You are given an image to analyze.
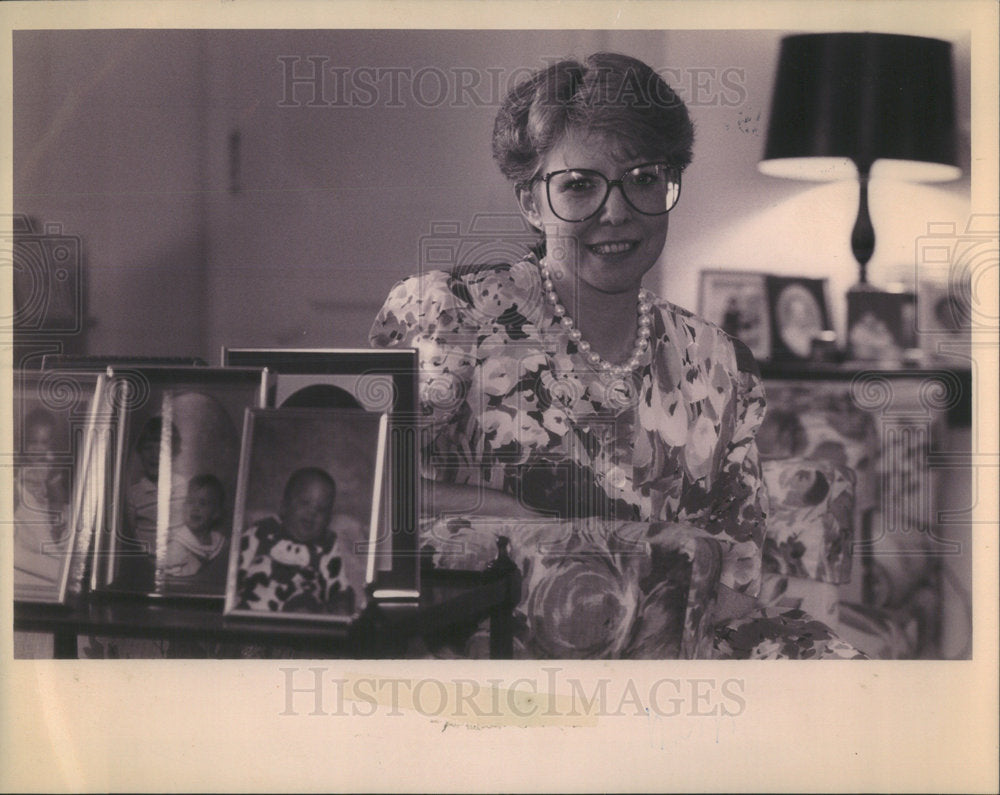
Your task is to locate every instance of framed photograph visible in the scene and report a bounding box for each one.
[221,348,419,599]
[766,275,833,361]
[41,354,208,370]
[224,408,388,623]
[915,280,972,362]
[697,269,772,361]
[10,369,102,603]
[847,288,918,362]
[94,366,269,599]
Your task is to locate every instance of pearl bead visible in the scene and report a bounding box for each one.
[539,256,653,379]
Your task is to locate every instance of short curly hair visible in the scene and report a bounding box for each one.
[492,52,695,188]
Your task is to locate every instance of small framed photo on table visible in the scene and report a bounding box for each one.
[10,369,102,603]
[221,348,419,600]
[224,408,388,623]
[94,366,269,599]
[766,276,833,361]
[847,288,917,362]
[697,270,772,362]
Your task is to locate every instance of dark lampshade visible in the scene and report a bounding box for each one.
[760,32,961,182]
[759,32,961,284]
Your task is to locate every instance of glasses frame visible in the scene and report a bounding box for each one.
[536,161,682,223]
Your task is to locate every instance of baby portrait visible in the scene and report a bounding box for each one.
[11,371,97,603]
[13,406,75,599]
[226,408,387,622]
[162,473,230,585]
[104,367,266,597]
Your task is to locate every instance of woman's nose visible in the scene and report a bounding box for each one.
[599,183,631,224]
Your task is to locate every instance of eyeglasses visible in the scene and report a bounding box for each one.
[535,162,682,222]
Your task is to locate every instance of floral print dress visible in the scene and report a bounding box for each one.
[370,257,863,659]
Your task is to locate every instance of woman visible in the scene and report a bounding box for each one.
[371,53,861,659]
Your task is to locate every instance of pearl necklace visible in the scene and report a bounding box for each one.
[539,259,654,376]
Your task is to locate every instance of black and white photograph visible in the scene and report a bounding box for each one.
[846,287,918,361]
[221,347,420,590]
[3,2,997,793]
[10,369,98,603]
[224,408,387,622]
[97,367,268,598]
[698,269,772,360]
[766,275,833,361]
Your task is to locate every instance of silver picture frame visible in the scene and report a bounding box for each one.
[224,407,388,623]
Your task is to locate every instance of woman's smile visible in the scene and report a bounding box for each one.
[522,128,669,296]
[586,239,639,256]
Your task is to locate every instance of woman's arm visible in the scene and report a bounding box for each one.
[675,338,769,597]
[422,477,545,519]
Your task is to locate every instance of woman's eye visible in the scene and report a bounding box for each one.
[561,177,597,192]
[629,170,661,187]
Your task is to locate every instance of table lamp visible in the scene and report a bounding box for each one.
[759,32,961,287]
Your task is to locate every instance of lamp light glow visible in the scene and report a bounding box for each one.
[759,32,961,284]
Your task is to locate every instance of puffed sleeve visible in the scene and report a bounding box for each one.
[369,271,480,482]
[675,336,769,598]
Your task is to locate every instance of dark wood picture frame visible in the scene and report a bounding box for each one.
[766,275,833,362]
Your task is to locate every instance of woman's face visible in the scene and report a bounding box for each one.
[519,127,670,295]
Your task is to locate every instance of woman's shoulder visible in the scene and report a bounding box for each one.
[648,292,760,377]
[371,258,543,343]
[386,259,540,308]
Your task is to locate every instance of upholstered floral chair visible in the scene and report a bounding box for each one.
[750,382,939,659]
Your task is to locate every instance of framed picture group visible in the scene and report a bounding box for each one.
[698,270,834,363]
[10,348,419,627]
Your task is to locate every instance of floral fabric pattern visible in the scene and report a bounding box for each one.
[370,258,768,597]
[761,457,856,583]
[757,382,878,586]
[371,258,866,660]
[713,607,867,660]
[423,516,723,659]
